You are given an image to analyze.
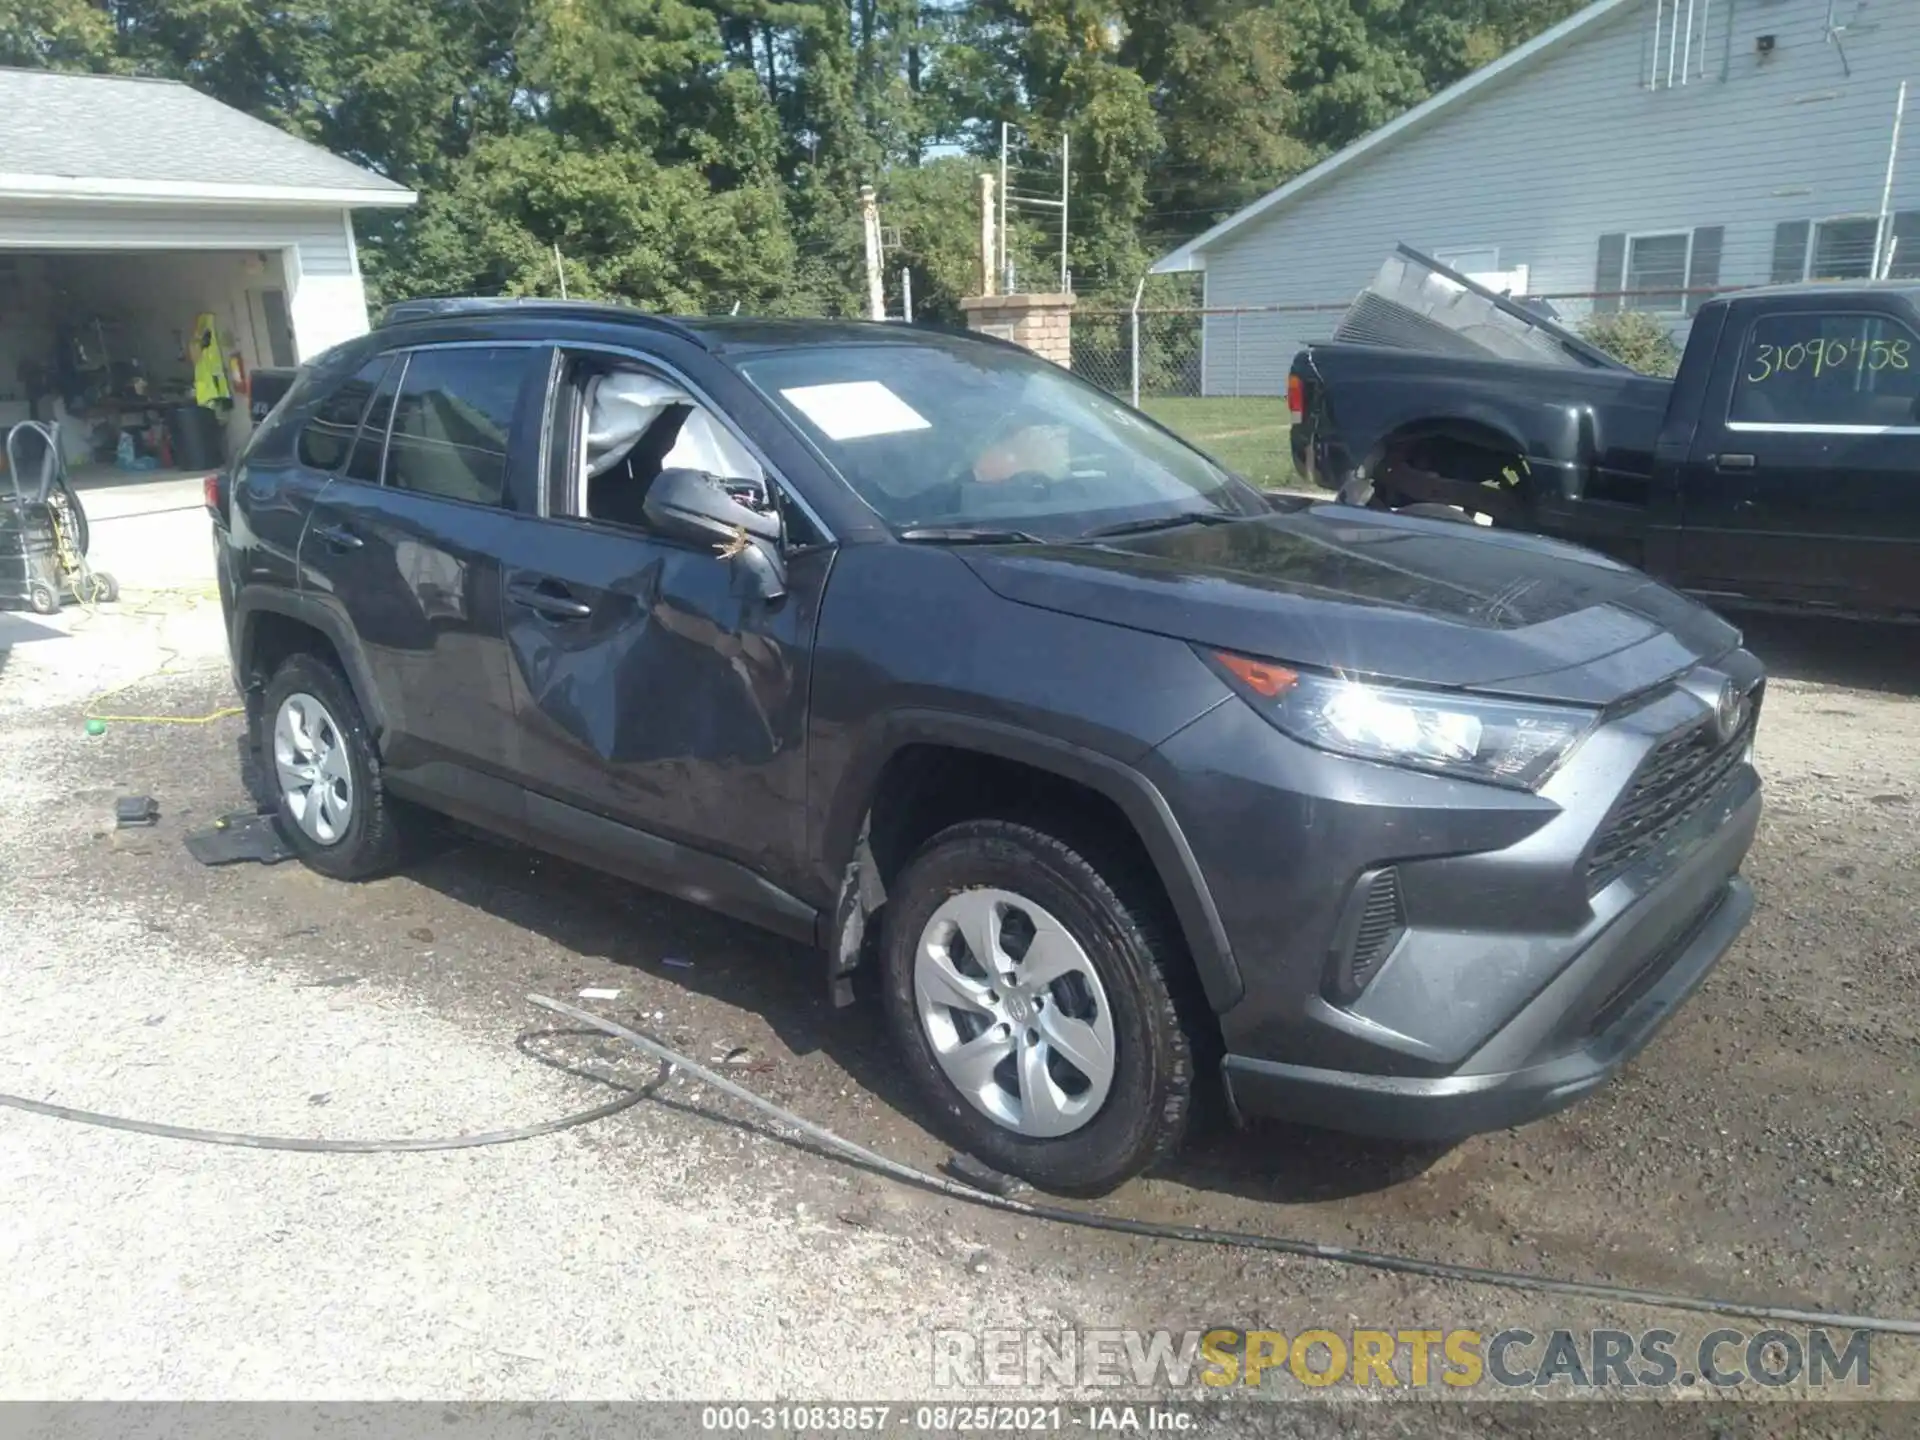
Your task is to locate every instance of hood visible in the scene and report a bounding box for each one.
[960,507,1740,706]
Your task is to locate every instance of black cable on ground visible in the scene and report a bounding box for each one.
[529,993,1920,1341]
[0,1051,668,1154]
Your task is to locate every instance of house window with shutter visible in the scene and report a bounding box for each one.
[1811,218,1881,280]
[1596,226,1722,314]
[1626,233,1691,313]
[1772,212,1920,283]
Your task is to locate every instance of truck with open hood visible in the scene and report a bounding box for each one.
[1290,245,1920,621]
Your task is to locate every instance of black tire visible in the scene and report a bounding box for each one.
[76,570,117,604]
[879,819,1195,1196]
[27,580,58,616]
[261,651,411,880]
[50,479,88,558]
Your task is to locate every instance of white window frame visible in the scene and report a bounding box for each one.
[1623,230,1693,315]
[1432,245,1502,275]
[1805,214,1884,282]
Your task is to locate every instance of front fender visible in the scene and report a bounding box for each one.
[821,709,1246,1015]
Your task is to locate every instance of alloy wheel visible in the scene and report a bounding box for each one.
[913,887,1117,1138]
[273,691,354,846]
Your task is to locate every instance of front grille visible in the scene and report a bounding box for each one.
[1586,697,1759,892]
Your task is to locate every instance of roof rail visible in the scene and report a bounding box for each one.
[373,296,702,343]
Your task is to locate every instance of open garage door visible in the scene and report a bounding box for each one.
[0,248,293,479]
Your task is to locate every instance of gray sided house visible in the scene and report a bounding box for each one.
[1153,0,1920,397]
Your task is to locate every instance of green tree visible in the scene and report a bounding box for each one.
[1122,0,1311,248]
[1579,311,1683,377]
[0,0,1601,318]
[381,130,796,312]
[0,0,120,69]
[879,153,988,322]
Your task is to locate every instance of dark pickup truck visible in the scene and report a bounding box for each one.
[1290,248,1920,621]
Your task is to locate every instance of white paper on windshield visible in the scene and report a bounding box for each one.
[780,381,931,441]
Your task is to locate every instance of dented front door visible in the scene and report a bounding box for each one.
[497,515,827,900]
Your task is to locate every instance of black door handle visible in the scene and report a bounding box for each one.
[312,522,363,550]
[1713,453,1757,471]
[508,580,592,620]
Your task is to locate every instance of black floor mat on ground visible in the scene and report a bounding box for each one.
[185,811,295,866]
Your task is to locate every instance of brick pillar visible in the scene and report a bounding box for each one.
[959,293,1076,367]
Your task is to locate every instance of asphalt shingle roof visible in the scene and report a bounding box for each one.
[0,67,411,200]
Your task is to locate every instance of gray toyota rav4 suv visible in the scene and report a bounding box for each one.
[212,300,1763,1194]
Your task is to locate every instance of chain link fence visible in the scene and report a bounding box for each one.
[1069,284,1768,401]
[1072,303,1353,402]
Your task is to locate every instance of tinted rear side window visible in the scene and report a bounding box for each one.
[344,359,404,484]
[297,357,391,472]
[386,347,535,507]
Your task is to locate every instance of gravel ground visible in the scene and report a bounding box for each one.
[0,589,1916,1420]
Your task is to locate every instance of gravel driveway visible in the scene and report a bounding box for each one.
[0,591,1915,1413]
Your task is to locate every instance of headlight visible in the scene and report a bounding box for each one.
[1205,650,1597,790]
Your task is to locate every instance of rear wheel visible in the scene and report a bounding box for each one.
[880,819,1194,1195]
[262,652,412,880]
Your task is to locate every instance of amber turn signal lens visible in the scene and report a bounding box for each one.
[1216,652,1299,698]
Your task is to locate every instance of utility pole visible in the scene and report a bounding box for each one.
[1059,132,1071,292]
[979,173,997,296]
[1876,80,1909,280]
[1129,277,1144,408]
[999,122,1011,293]
[901,268,914,324]
[860,185,886,321]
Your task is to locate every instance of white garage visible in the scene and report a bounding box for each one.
[0,68,414,476]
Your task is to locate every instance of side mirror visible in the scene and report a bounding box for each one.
[644,467,781,545]
[643,467,786,600]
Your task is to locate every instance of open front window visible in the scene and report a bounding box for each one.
[550,361,782,537]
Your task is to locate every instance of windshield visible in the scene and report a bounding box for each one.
[736,337,1265,539]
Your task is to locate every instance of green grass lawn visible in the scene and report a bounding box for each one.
[1141,397,1298,490]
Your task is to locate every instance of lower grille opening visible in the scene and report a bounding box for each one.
[1579,890,1725,1042]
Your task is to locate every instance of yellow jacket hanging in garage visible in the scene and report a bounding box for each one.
[191,313,233,406]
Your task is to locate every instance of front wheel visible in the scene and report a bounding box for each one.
[880,819,1195,1195]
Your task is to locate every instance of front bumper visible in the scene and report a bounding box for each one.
[1151,650,1764,1141]
[1222,866,1753,1140]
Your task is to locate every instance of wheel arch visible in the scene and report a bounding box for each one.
[1356,414,1534,517]
[233,588,388,740]
[821,712,1244,1015]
